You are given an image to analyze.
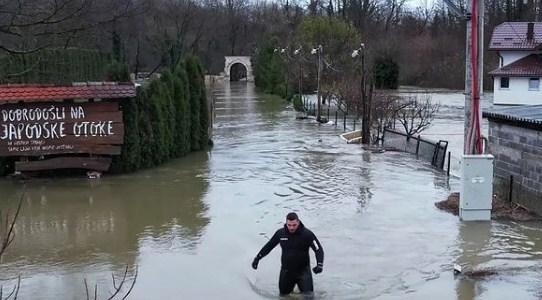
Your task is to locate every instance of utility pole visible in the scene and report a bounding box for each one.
[281,48,290,99]
[446,0,492,221]
[361,45,369,144]
[464,12,473,154]
[443,0,483,154]
[465,0,484,154]
[315,45,323,122]
[293,47,303,105]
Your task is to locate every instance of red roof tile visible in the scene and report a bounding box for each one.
[489,22,542,50]
[0,83,136,102]
[488,54,542,76]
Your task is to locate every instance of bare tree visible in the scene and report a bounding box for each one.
[0,0,145,55]
[371,91,400,143]
[396,94,439,137]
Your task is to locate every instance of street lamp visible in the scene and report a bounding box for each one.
[274,47,290,99]
[352,43,370,144]
[293,47,304,111]
[311,45,323,122]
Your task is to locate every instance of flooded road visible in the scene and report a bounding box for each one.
[1,82,542,299]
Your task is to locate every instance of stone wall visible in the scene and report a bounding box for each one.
[488,121,542,215]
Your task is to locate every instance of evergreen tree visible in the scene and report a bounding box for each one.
[137,88,156,168]
[374,56,399,89]
[111,96,141,172]
[185,56,202,151]
[253,37,287,97]
[176,61,192,154]
[195,58,209,149]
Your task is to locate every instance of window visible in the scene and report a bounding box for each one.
[529,78,540,90]
[500,77,509,89]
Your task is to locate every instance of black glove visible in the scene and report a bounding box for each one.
[252,258,259,270]
[312,265,323,274]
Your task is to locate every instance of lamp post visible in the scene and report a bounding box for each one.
[274,47,290,99]
[352,43,369,144]
[293,47,303,108]
[311,45,323,122]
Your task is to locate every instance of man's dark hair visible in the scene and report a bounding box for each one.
[286,212,299,221]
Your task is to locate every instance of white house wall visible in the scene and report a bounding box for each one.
[493,76,542,105]
[501,51,532,66]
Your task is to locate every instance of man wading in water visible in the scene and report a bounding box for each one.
[252,212,324,296]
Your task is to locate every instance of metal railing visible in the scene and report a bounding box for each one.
[302,98,359,132]
[383,128,449,170]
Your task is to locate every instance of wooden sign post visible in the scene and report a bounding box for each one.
[0,83,136,173]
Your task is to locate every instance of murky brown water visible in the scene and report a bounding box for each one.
[1,82,542,299]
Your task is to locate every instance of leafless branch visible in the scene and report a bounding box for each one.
[12,0,90,28]
[0,275,20,300]
[120,266,137,300]
[0,0,148,55]
[396,94,439,137]
[85,279,90,300]
[106,265,129,300]
[0,45,48,55]
[0,194,23,260]
[83,265,138,300]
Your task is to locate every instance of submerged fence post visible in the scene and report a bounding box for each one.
[353,119,356,131]
[447,151,451,176]
[509,175,514,205]
[343,113,347,131]
[335,111,338,126]
[415,135,421,158]
[327,108,330,121]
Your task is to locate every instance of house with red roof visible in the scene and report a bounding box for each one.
[488,22,542,105]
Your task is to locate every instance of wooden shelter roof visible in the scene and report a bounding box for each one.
[0,83,136,102]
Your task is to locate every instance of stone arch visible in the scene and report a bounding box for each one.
[224,56,254,82]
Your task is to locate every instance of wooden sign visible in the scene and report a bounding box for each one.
[0,102,123,156]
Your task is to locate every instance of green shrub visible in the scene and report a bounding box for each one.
[374,56,399,89]
[292,94,305,112]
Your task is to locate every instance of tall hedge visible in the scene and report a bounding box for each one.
[185,56,202,151]
[110,96,141,173]
[110,57,210,173]
[194,57,209,149]
[173,63,192,155]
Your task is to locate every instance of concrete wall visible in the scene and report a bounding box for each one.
[493,76,542,105]
[488,121,542,215]
[224,56,254,82]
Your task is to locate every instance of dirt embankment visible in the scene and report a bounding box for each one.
[436,192,541,221]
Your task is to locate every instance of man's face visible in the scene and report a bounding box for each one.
[286,219,299,233]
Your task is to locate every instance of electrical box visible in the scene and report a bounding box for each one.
[460,154,494,221]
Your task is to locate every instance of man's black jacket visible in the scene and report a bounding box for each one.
[255,222,324,272]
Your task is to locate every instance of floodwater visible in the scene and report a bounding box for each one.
[1,82,542,299]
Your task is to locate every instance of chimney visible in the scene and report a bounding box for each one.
[527,22,534,41]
